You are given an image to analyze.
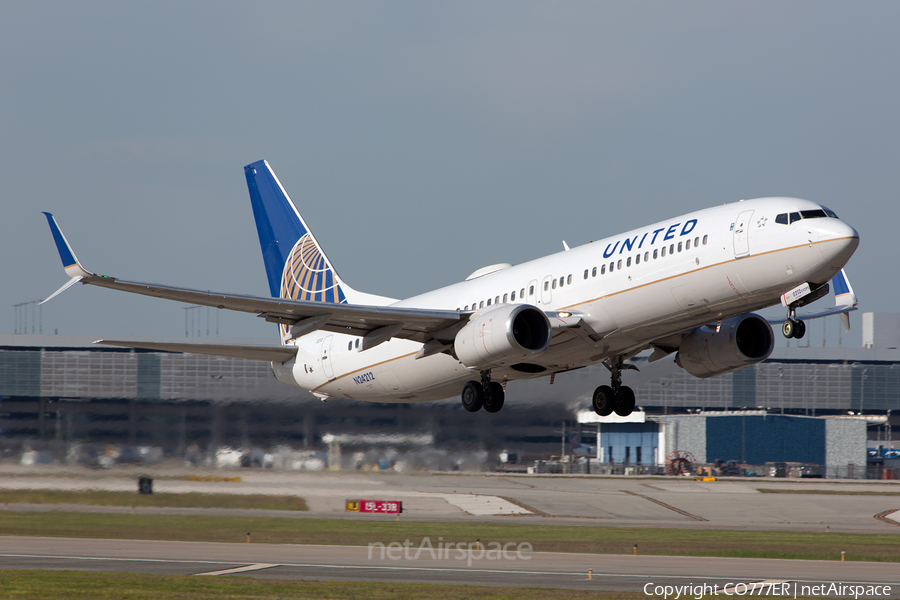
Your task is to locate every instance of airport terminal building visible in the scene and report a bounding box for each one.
[0,313,898,470]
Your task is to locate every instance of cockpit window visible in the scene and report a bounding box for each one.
[776,208,839,225]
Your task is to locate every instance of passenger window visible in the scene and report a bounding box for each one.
[592,267,597,277]
[487,298,492,306]
[626,257,632,267]
[495,296,499,304]
[567,274,572,285]
[694,237,699,247]
[559,277,564,287]
[601,264,606,274]
[356,339,360,349]
[669,244,675,254]
[644,251,649,262]
[685,239,691,250]
[702,235,708,245]
[511,291,516,302]
[677,242,682,252]
[348,341,353,351]
[464,305,468,311]
[480,301,484,308]
[609,262,614,272]
[617,259,622,270]
[529,285,534,295]
[635,254,640,265]
[789,212,801,223]
[775,213,788,225]
[583,269,588,280]
[552,279,557,289]
[503,293,508,303]
[661,246,666,257]
[544,281,549,291]
[521,288,526,297]
[653,249,658,259]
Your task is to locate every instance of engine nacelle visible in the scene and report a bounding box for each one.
[454,304,551,369]
[675,313,774,378]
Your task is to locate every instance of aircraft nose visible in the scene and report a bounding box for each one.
[815,218,859,267]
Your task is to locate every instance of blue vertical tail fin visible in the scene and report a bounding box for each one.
[244,160,348,305]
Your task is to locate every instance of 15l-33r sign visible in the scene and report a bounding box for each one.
[346,499,402,514]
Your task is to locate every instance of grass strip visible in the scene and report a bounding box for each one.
[0,570,629,600]
[756,489,900,496]
[0,490,307,511]
[1,512,897,562]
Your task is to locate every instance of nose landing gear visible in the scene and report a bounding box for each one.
[782,307,806,340]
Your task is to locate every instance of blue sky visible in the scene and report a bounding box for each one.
[2,2,897,344]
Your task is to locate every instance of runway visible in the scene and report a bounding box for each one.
[2,467,899,532]
[2,536,898,594]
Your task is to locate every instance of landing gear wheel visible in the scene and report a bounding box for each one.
[461,381,483,412]
[792,319,806,339]
[592,385,615,416]
[782,319,795,339]
[614,386,636,417]
[484,382,505,413]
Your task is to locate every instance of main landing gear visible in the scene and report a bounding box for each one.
[461,370,505,413]
[592,355,637,417]
[782,307,806,340]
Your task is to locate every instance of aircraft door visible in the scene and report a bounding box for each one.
[540,276,553,305]
[320,335,335,381]
[733,209,754,258]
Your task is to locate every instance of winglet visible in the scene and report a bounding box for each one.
[833,269,857,332]
[832,269,857,309]
[41,212,95,304]
[42,212,91,279]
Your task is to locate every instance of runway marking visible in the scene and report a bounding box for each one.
[195,563,279,576]
[874,509,900,526]
[621,490,708,521]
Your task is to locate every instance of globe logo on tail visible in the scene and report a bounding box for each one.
[281,233,347,302]
[279,234,346,341]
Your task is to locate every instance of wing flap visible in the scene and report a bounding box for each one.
[95,340,299,363]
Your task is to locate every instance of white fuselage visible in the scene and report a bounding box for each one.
[273,197,858,403]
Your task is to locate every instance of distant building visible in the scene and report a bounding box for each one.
[863,312,900,350]
[1,328,897,461]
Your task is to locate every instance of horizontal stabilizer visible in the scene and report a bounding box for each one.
[95,340,299,363]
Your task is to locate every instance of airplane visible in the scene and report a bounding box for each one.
[43,159,860,417]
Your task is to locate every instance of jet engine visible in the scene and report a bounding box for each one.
[454,304,551,369]
[675,313,774,378]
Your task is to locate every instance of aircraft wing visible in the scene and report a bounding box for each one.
[42,213,465,344]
